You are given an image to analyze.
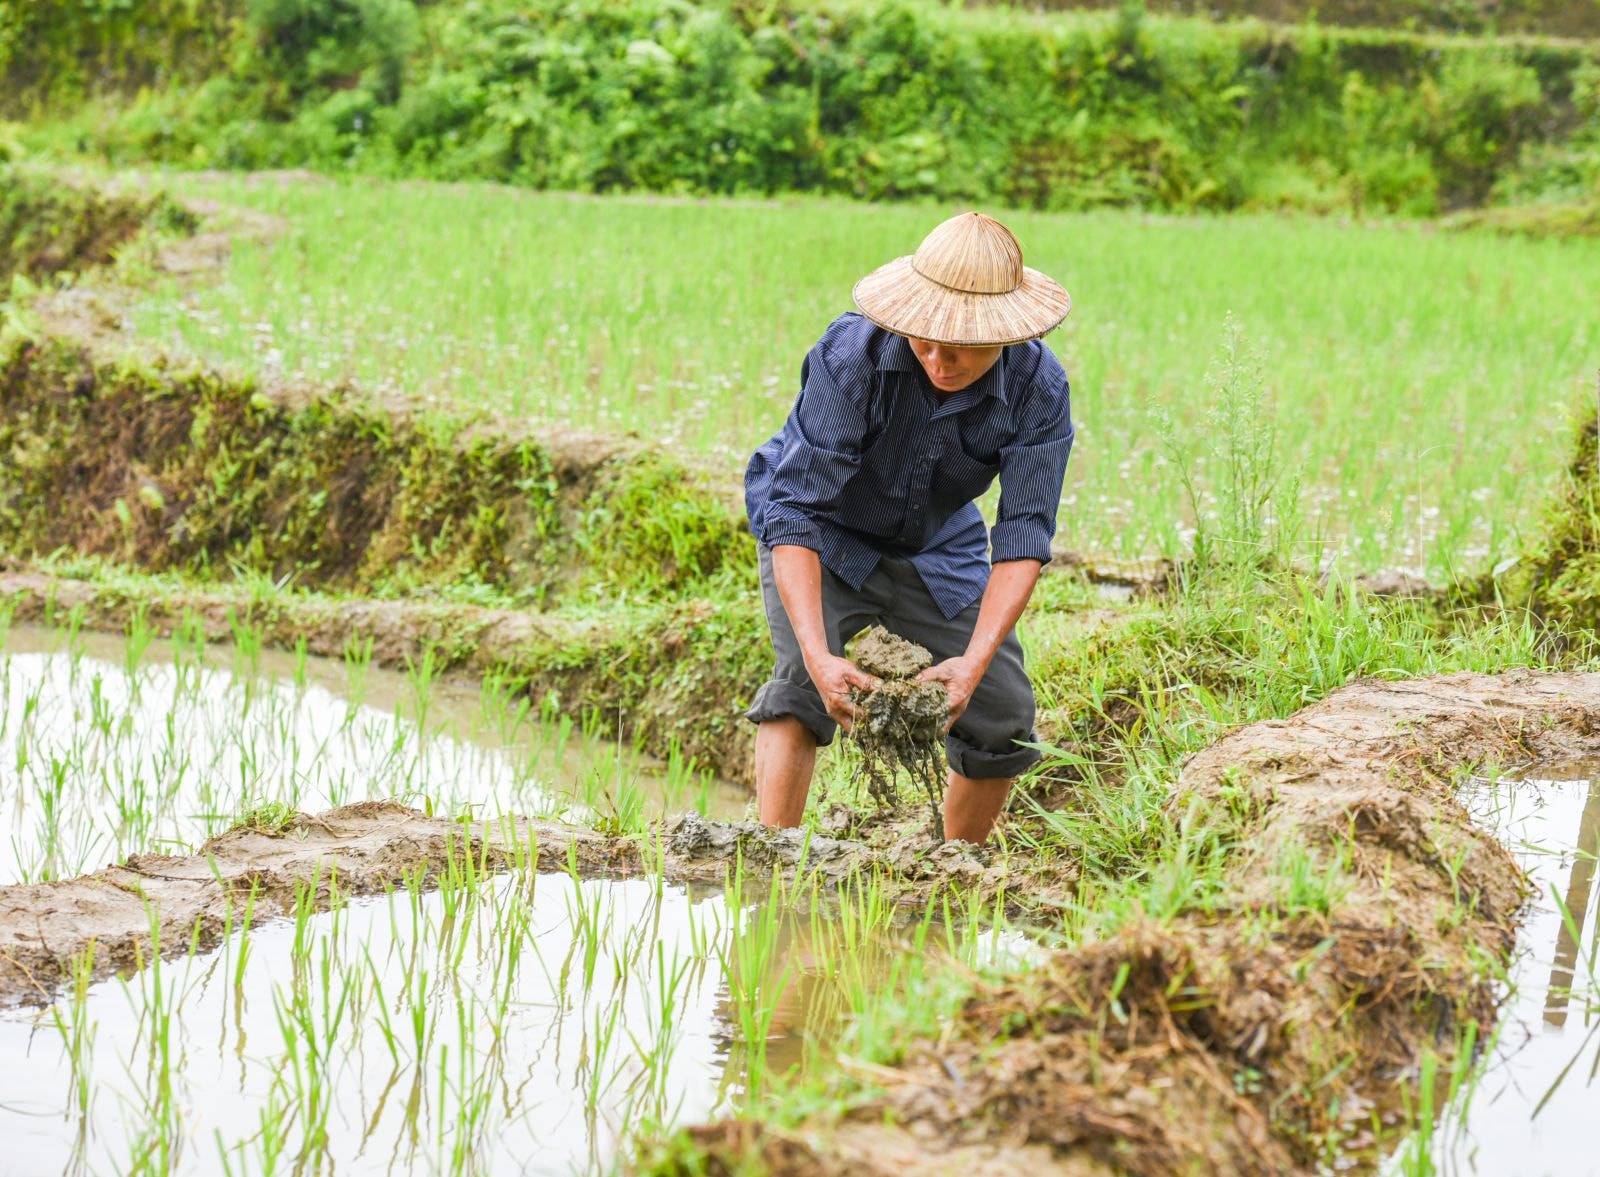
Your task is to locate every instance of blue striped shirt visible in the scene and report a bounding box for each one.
[745,312,1074,620]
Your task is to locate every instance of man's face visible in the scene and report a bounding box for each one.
[906,337,1003,394]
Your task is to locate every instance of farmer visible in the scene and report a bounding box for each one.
[744,211,1073,844]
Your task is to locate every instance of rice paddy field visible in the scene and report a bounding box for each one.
[5,153,1600,1177]
[122,174,1600,579]
[0,610,748,884]
[0,611,1031,1176]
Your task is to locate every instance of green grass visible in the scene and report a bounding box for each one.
[123,173,1600,578]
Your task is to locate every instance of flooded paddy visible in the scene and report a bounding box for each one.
[0,619,747,883]
[1419,762,1600,1176]
[0,858,1031,1174]
[0,613,1034,1172]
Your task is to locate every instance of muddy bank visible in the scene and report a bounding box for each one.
[0,802,1077,1007]
[0,335,749,602]
[650,671,1600,1176]
[0,165,195,285]
[0,802,669,1006]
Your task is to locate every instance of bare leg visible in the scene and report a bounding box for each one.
[756,717,818,828]
[943,771,1015,844]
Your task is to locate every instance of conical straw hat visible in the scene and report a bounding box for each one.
[852,212,1071,347]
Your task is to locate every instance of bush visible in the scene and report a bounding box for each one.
[242,0,419,104]
[9,0,1600,217]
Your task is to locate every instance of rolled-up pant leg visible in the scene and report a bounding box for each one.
[878,558,1040,780]
[743,545,890,746]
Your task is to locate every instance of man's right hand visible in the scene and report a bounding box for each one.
[804,651,880,732]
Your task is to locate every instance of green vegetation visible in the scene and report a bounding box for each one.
[112,171,1600,576]
[2,0,1600,1163]
[8,0,1600,220]
[1025,0,1600,39]
[1497,411,1600,627]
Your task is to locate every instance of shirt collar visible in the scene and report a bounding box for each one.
[876,333,1011,405]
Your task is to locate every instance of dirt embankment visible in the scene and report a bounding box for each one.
[0,802,630,1006]
[652,671,1600,1176]
[0,166,194,284]
[0,336,748,602]
[0,802,1056,1007]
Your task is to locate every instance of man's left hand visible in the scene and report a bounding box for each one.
[917,655,989,731]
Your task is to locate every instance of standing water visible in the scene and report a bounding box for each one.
[0,617,1036,1173]
[1416,761,1600,1176]
[0,871,1014,1175]
[0,621,747,883]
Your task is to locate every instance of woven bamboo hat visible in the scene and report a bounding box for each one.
[852,212,1071,347]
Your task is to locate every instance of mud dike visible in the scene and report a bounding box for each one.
[671,671,1600,1176]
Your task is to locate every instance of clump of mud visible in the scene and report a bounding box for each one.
[849,626,949,839]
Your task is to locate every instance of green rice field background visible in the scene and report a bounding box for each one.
[127,174,1600,579]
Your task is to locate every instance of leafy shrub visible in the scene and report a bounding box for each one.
[242,0,419,103]
[9,0,1600,217]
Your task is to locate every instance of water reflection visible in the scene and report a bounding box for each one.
[1427,762,1600,1176]
[1542,779,1599,1031]
[0,865,1029,1175]
[0,623,746,883]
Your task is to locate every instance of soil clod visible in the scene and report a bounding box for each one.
[849,626,950,838]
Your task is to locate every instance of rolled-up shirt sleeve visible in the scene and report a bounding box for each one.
[761,343,868,550]
[990,371,1073,565]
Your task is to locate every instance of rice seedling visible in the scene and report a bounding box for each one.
[715,862,798,1097]
[48,945,99,1149]
[121,174,1600,577]
[0,617,743,883]
[123,608,155,681]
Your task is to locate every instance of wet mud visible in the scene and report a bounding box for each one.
[0,802,622,1006]
[1046,545,1175,599]
[661,671,1600,1176]
[850,627,950,834]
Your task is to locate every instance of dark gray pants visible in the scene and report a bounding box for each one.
[744,546,1039,779]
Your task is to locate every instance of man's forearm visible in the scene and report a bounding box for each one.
[771,544,830,664]
[964,559,1042,670]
